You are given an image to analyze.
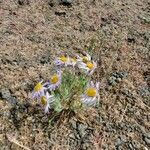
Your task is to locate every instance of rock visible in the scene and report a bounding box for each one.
[0,88,11,99]
[128,142,134,150]
[144,137,150,145]
[69,133,75,139]
[127,36,135,43]
[78,124,88,138]
[40,54,51,64]
[55,11,66,16]
[0,88,17,105]
[108,76,116,85]
[115,135,126,147]
[135,124,146,134]
[70,119,77,129]
[48,0,56,7]
[145,133,150,139]
[120,135,127,142]
[139,86,150,96]
[121,89,135,104]
[143,133,150,145]
[115,138,122,146]
[61,0,73,4]
[140,16,150,24]
[1,111,10,118]
[9,97,17,105]
[59,0,73,6]
[108,72,128,86]
[74,132,80,139]
[18,0,29,5]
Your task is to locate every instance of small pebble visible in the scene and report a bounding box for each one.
[61,0,73,4]
[78,124,88,138]
[144,137,150,145]
[70,119,77,129]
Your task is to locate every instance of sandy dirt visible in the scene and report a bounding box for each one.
[0,0,150,150]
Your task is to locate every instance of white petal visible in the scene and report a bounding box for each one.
[44,104,49,113]
[96,82,100,90]
[86,53,91,61]
[90,81,94,87]
[77,62,86,68]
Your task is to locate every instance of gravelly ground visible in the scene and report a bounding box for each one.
[0,0,150,150]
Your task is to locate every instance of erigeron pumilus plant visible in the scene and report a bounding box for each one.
[31,53,100,115]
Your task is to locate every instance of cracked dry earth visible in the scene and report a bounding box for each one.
[0,0,150,150]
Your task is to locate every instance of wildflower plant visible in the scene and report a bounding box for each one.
[31,52,100,121]
[52,70,88,112]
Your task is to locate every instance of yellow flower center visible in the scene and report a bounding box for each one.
[82,56,89,63]
[51,74,59,84]
[41,96,47,105]
[71,58,77,62]
[86,62,94,69]
[60,56,68,62]
[86,88,97,97]
[34,83,42,92]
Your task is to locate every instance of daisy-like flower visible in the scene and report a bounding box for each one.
[47,70,62,91]
[76,52,91,63]
[32,81,49,100]
[77,60,97,75]
[81,81,100,106]
[40,92,55,113]
[69,57,78,67]
[54,55,70,66]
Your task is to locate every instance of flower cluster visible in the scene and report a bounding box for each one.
[31,52,100,113]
